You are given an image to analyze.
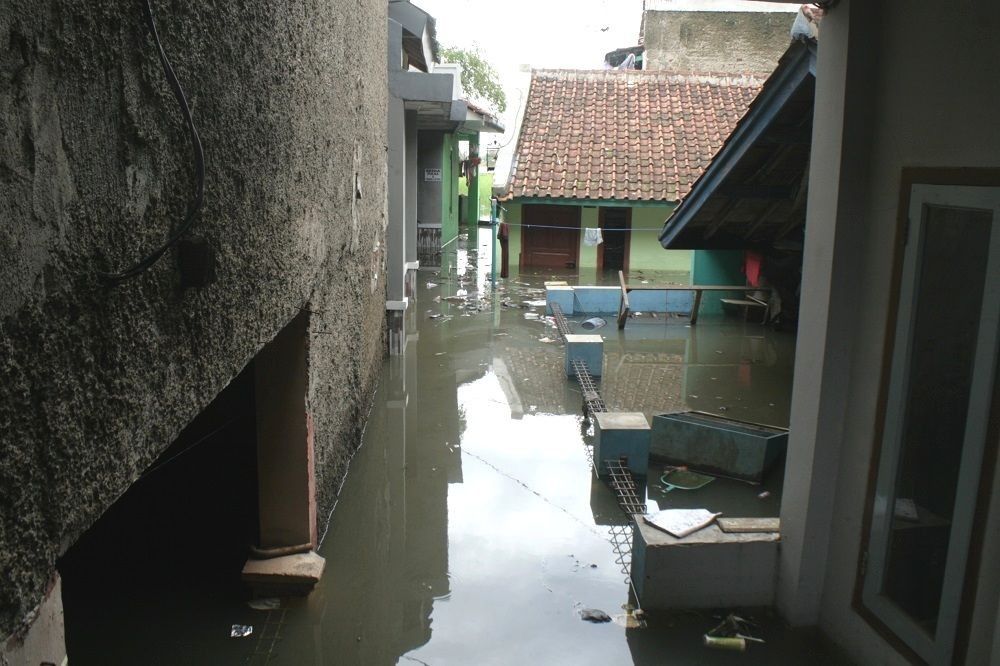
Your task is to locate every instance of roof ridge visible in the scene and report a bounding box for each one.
[530,68,767,86]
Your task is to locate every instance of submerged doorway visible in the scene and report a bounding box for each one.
[598,207,631,272]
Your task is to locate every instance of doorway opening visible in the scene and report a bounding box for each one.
[58,363,259,663]
[598,207,631,272]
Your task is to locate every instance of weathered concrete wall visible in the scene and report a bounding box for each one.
[642,10,793,74]
[0,0,387,642]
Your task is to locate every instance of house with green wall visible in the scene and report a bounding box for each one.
[500,69,764,301]
[415,79,502,264]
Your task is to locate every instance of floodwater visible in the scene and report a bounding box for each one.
[60,235,852,664]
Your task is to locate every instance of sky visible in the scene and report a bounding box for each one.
[413,0,801,184]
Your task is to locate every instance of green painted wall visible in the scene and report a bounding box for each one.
[691,249,745,315]
[501,200,692,277]
[578,207,601,269]
[459,172,494,219]
[441,133,460,248]
[629,206,688,271]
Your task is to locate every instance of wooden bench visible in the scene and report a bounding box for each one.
[617,271,770,329]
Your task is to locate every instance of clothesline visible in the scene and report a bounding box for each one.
[496,222,665,232]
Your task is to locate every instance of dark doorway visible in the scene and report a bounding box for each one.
[520,204,581,269]
[598,207,630,272]
[58,365,260,665]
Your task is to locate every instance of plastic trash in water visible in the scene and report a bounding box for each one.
[703,613,764,651]
[248,598,281,611]
[230,624,253,638]
[660,468,715,492]
[579,608,612,623]
[580,317,607,330]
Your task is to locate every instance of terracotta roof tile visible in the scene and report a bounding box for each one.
[508,69,764,203]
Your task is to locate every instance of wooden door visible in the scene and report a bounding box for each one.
[520,204,581,269]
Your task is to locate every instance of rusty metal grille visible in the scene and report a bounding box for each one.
[572,359,607,415]
[550,302,572,340]
[603,458,647,516]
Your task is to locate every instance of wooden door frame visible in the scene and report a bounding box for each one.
[597,206,631,273]
[852,167,1000,665]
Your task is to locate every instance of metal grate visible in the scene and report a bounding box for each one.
[245,608,287,665]
[607,523,635,579]
[572,359,607,414]
[603,458,647,515]
[550,302,572,340]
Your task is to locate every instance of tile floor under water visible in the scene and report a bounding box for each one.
[62,237,853,665]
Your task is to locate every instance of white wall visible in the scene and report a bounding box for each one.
[782,1,1000,664]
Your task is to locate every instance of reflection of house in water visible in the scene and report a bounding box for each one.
[493,321,793,426]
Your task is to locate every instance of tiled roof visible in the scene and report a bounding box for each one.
[507,69,764,203]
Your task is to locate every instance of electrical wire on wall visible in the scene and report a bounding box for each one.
[99,0,205,284]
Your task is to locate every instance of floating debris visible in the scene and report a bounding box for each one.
[660,468,715,492]
[757,490,771,499]
[579,609,612,623]
[524,299,547,307]
[580,317,607,330]
[524,312,540,320]
[703,613,764,651]
[230,624,253,638]
[538,337,555,343]
[426,282,438,289]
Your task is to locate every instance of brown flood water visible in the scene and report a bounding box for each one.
[61,236,853,665]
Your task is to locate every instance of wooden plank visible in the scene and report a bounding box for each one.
[617,270,630,329]
[718,517,780,533]
[690,289,704,325]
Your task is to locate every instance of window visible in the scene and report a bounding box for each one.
[861,180,1000,664]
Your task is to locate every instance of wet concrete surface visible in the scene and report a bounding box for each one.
[61,236,852,664]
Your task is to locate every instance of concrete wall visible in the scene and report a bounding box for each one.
[781,2,1000,664]
[691,250,744,315]
[0,0,387,647]
[642,10,793,74]
[417,131,445,236]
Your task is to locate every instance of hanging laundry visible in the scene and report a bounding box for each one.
[583,228,604,247]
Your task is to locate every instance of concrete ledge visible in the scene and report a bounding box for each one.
[564,334,604,377]
[242,551,325,597]
[594,412,650,476]
[386,298,409,311]
[546,285,575,315]
[631,519,778,609]
[546,284,696,316]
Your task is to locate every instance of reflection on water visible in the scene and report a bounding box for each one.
[62,234,851,665]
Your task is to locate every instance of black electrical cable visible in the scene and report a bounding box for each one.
[99,0,205,284]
